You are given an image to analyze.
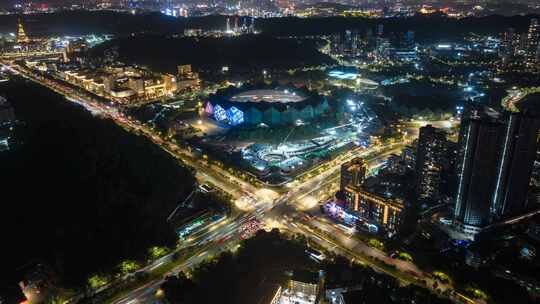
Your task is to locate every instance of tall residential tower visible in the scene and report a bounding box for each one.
[526,18,540,67]
[491,97,540,220]
[454,106,505,236]
[415,125,450,206]
[454,99,540,238]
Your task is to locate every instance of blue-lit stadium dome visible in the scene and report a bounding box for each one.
[205,88,329,126]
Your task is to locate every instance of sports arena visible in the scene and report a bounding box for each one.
[205,87,329,126]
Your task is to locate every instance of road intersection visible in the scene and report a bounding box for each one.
[1,60,474,304]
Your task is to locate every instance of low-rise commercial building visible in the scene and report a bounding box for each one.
[55,64,200,104]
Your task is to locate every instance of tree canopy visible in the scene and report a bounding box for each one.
[0,80,196,287]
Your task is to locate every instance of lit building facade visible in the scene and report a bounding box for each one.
[340,157,404,232]
[276,270,325,304]
[499,28,516,64]
[526,18,540,68]
[490,98,540,220]
[454,100,540,237]
[206,88,329,127]
[344,185,404,233]
[415,125,449,205]
[454,106,506,236]
[57,65,194,104]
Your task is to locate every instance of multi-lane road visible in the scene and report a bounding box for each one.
[1,60,472,304]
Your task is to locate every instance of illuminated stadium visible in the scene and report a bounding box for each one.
[205,87,329,126]
[327,69,379,89]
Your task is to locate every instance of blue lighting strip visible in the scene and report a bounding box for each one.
[492,116,514,216]
[455,123,472,219]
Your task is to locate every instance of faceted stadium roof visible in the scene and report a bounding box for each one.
[229,89,307,103]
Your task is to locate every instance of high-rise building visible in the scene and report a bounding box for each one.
[454,99,540,237]
[342,29,362,57]
[454,106,506,235]
[375,37,391,60]
[491,96,540,220]
[415,125,449,205]
[499,28,516,63]
[330,32,343,55]
[403,30,415,48]
[340,157,367,191]
[16,18,30,44]
[344,30,352,54]
[526,18,540,67]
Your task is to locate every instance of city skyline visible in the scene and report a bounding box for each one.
[1,4,540,304]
